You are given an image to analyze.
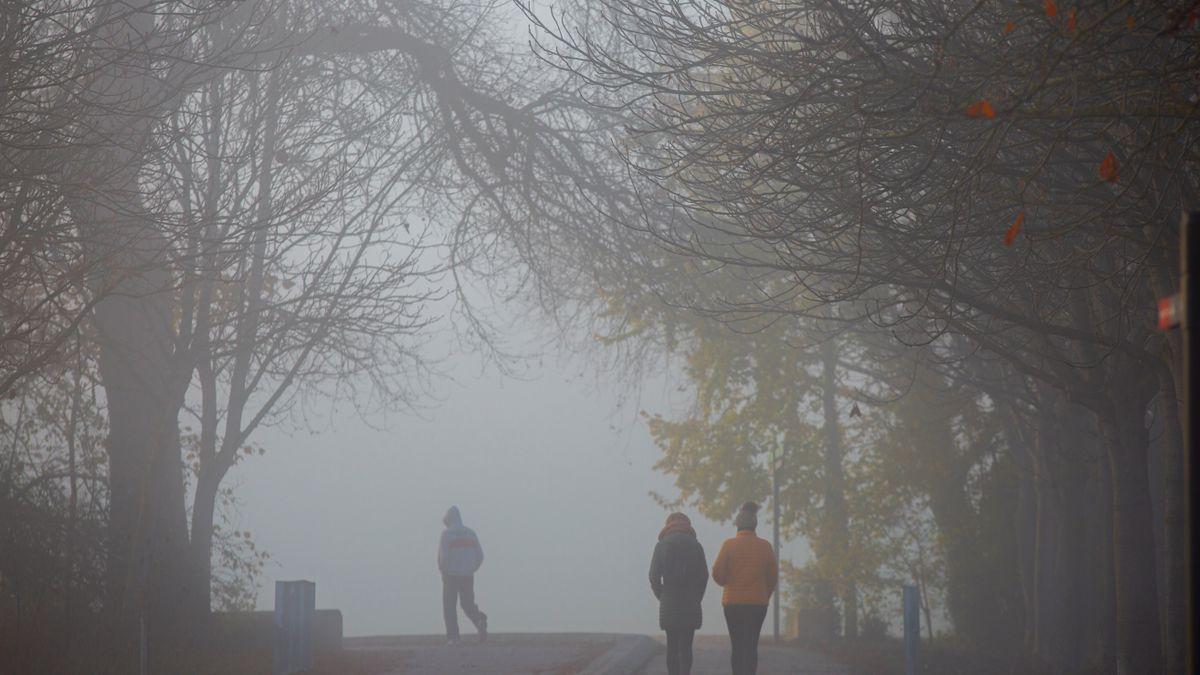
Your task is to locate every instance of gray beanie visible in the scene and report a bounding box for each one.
[735,501,759,531]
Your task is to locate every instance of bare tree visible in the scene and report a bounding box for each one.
[528,0,1198,670]
[2,0,641,668]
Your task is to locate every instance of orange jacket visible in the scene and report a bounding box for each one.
[711,531,777,606]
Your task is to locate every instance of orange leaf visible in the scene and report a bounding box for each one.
[1067,9,1077,31]
[966,99,996,119]
[1004,20,1017,35]
[1126,16,1136,29]
[1099,151,1119,183]
[1005,211,1026,246]
[1045,0,1058,18]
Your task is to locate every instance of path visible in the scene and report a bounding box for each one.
[637,636,850,675]
[343,634,618,675]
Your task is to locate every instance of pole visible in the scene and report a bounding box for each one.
[65,355,80,652]
[140,612,148,675]
[772,449,781,644]
[903,585,920,675]
[1183,211,1198,675]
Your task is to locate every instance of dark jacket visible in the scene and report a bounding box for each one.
[649,531,708,630]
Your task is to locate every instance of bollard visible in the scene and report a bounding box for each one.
[903,585,920,675]
[273,580,316,675]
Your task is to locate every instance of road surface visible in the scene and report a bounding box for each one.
[345,634,617,674]
[637,636,850,675]
[338,633,848,674]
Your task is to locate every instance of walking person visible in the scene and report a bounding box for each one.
[712,502,776,675]
[438,505,488,644]
[649,512,708,675]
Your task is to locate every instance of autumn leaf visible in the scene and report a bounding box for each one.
[1004,211,1026,246]
[1067,9,1077,31]
[1099,151,1119,183]
[1045,0,1058,18]
[966,99,996,118]
[1003,21,1017,35]
[1126,16,1135,29]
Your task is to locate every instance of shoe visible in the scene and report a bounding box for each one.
[478,614,488,643]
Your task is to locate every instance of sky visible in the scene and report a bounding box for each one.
[237,338,811,637]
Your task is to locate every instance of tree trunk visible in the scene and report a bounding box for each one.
[1098,397,1163,674]
[1154,363,1185,674]
[1097,449,1118,669]
[93,270,190,669]
[187,469,220,628]
[819,341,854,638]
[1028,400,1061,662]
[70,4,196,667]
[1050,401,1102,671]
[1011,423,1037,654]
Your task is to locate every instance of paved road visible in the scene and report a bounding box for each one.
[345,634,617,675]
[637,636,850,675]
[337,633,847,674]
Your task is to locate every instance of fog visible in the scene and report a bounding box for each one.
[242,341,806,636]
[2,1,1195,674]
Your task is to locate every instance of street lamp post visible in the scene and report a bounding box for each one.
[771,447,782,644]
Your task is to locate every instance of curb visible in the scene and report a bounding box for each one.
[580,634,661,675]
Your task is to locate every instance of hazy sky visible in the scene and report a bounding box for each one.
[238,339,810,637]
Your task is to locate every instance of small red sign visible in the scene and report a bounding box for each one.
[1158,294,1181,331]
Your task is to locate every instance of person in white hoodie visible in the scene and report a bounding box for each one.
[438,505,488,644]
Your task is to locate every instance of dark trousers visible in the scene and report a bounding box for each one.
[723,604,768,675]
[665,628,695,675]
[442,574,486,640]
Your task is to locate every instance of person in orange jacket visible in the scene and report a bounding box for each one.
[711,502,776,675]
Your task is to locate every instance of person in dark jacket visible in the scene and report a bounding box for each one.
[438,505,487,644]
[649,512,708,675]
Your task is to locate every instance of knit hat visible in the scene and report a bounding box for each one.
[444,505,462,527]
[734,501,759,531]
[659,512,697,540]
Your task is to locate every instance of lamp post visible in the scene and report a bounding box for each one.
[771,446,783,643]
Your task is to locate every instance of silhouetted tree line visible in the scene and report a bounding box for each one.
[3,0,1196,673]
[523,0,1197,672]
[2,0,628,672]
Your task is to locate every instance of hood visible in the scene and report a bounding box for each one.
[443,505,462,527]
[659,512,696,541]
